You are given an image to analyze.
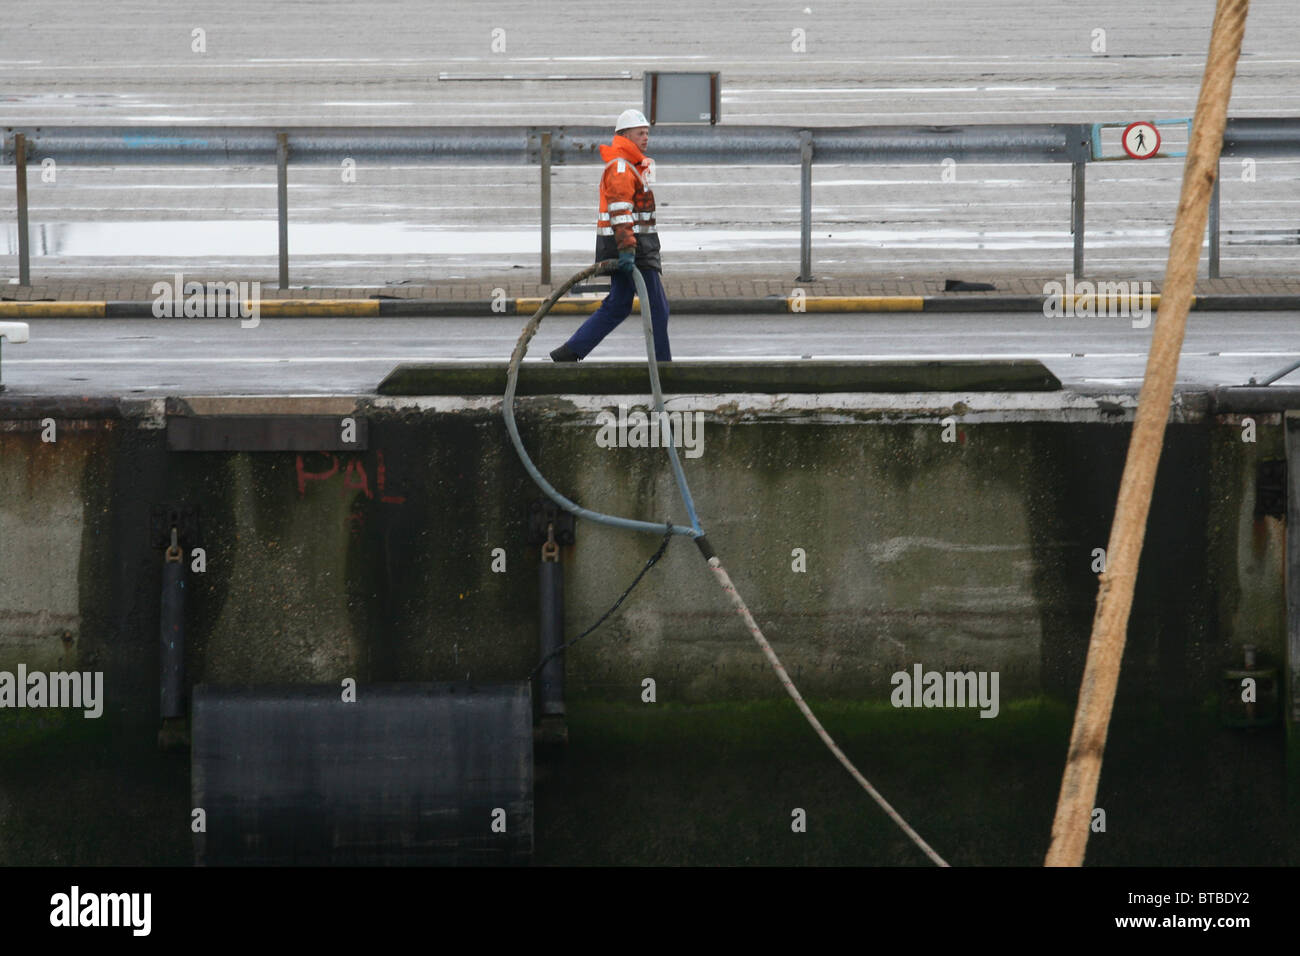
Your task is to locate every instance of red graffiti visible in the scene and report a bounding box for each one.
[296,453,339,496]
[295,451,407,505]
[376,451,403,504]
[377,452,405,503]
[343,460,372,499]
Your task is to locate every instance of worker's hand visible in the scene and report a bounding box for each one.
[617,249,636,274]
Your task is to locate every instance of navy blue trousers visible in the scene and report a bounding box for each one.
[564,267,671,361]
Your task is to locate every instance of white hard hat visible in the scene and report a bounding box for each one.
[615,109,649,133]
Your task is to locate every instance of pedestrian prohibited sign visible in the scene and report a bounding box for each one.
[1122,121,1161,159]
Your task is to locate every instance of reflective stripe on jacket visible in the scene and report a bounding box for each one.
[595,134,661,272]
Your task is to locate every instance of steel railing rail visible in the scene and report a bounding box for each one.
[5,119,1298,287]
[3,123,1093,165]
[1220,116,1300,157]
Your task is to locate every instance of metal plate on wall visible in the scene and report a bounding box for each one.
[192,682,533,865]
[167,415,368,451]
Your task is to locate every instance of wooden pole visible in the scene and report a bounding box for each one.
[1045,0,1251,867]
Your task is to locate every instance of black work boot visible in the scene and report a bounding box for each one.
[550,344,581,362]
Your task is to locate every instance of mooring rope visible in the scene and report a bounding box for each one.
[504,260,948,866]
[705,555,949,866]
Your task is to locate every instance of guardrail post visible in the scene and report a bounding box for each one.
[14,133,30,286]
[1209,161,1221,278]
[1071,159,1086,278]
[540,131,551,285]
[276,132,289,289]
[798,131,813,282]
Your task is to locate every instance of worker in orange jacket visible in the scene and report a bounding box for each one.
[551,109,671,362]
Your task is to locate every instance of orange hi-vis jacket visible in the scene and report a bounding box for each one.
[595,134,662,272]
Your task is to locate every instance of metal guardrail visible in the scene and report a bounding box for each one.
[2,123,1090,165]
[1250,358,1300,386]
[6,119,1300,287]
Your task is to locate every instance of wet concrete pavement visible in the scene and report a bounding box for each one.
[4,1,1298,284]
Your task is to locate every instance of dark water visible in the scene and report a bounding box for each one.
[1,694,1291,866]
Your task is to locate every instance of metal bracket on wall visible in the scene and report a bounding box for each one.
[527,499,575,546]
[150,505,201,550]
[166,415,369,451]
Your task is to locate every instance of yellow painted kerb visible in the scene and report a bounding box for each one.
[0,302,106,317]
[252,299,380,316]
[791,296,925,313]
[1056,294,1193,311]
[516,297,636,315]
